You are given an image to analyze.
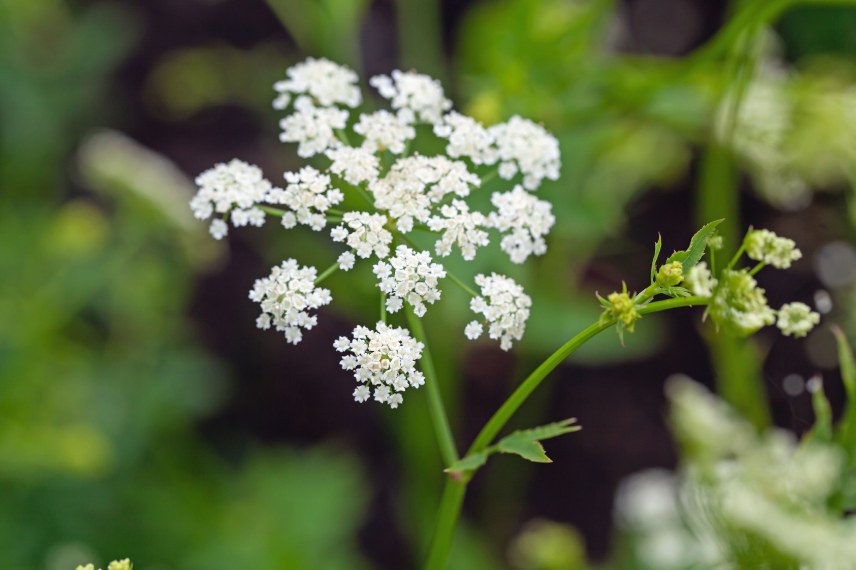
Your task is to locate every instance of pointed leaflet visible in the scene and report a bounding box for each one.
[444,452,489,477]
[666,219,723,273]
[806,376,833,444]
[497,439,552,463]
[495,418,581,464]
[650,233,663,284]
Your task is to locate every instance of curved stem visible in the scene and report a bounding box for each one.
[467,295,710,455]
[406,307,459,467]
[423,295,710,570]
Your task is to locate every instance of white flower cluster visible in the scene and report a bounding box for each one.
[428,200,490,260]
[490,116,562,190]
[335,322,425,408]
[745,228,802,269]
[191,57,562,407]
[77,560,133,570]
[371,155,480,233]
[433,113,561,190]
[487,185,555,263]
[776,302,820,338]
[467,273,532,351]
[279,97,348,158]
[266,166,342,231]
[249,259,332,345]
[658,377,855,570]
[190,159,272,239]
[370,70,452,125]
[326,146,380,185]
[331,212,393,260]
[684,262,718,298]
[710,270,776,335]
[374,245,446,316]
[273,57,362,110]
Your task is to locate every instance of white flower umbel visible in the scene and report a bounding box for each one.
[710,270,776,335]
[428,199,490,260]
[370,155,480,232]
[335,322,425,409]
[776,302,820,338]
[745,229,802,269]
[467,273,532,351]
[249,259,333,345]
[326,146,381,186]
[487,185,555,264]
[434,111,498,165]
[685,262,718,298]
[354,110,415,154]
[370,69,452,125]
[273,57,362,110]
[489,116,561,190]
[265,166,343,231]
[373,245,446,317]
[279,96,348,158]
[191,159,273,239]
[331,212,393,259]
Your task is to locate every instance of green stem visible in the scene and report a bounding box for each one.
[446,272,478,298]
[725,243,747,272]
[380,292,387,323]
[314,262,339,285]
[406,307,459,467]
[424,479,467,570]
[468,295,710,455]
[748,261,766,276]
[423,295,710,570]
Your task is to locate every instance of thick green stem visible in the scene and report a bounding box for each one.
[406,307,459,467]
[424,479,467,570]
[423,295,710,570]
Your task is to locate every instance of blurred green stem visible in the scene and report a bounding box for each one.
[406,307,459,467]
[395,0,447,82]
[424,296,710,570]
[696,0,770,428]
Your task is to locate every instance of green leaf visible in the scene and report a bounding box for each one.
[444,452,489,476]
[832,327,856,458]
[497,438,552,463]
[666,219,724,273]
[503,418,581,442]
[833,326,856,399]
[650,233,662,283]
[494,419,581,464]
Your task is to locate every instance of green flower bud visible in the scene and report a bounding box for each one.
[656,261,684,288]
[606,291,640,332]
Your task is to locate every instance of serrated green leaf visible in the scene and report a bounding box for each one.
[659,286,692,299]
[651,233,662,284]
[444,451,489,475]
[501,418,581,443]
[497,438,552,463]
[665,219,724,273]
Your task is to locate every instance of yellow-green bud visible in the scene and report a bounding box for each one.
[606,291,640,332]
[656,261,684,288]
